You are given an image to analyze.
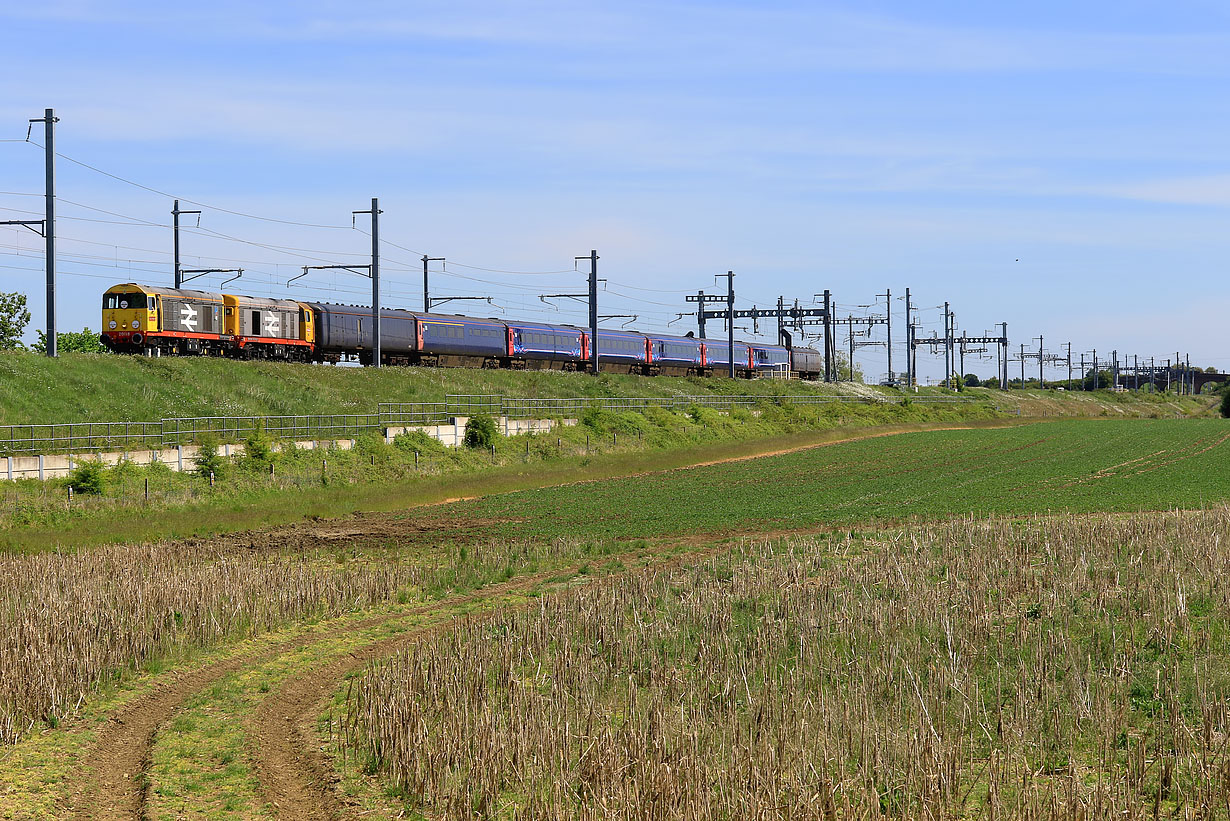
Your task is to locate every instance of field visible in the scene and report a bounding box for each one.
[412,418,1230,540]
[349,512,1230,818]
[0,416,1228,819]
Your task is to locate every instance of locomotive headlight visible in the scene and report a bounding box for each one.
[131,320,140,329]
[108,320,117,330]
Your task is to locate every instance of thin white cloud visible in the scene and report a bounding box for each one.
[1103,174,1230,207]
[7,1,1230,76]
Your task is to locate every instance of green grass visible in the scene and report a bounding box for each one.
[0,417,1010,553]
[413,419,1230,540]
[0,349,1210,425]
[0,350,869,425]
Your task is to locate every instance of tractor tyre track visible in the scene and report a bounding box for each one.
[74,572,585,820]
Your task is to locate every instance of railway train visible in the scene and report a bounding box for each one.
[100,282,826,379]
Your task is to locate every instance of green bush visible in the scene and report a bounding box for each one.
[394,430,446,454]
[243,422,273,467]
[1220,391,1230,419]
[65,460,105,495]
[463,414,499,449]
[194,435,227,479]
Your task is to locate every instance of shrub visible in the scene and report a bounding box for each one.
[463,415,499,449]
[1220,391,1230,419]
[65,460,105,495]
[194,435,227,480]
[394,430,446,454]
[243,422,273,467]
[580,406,612,433]
[353,432,392,463]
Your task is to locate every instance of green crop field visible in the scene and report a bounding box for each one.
[415,419,1230,540]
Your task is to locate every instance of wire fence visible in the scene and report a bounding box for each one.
[0,391,986,455]
[0,422,163,456]
[377,403,450,427]
[160,415,384,446]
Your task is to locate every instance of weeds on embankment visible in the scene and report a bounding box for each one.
[347,509,1230,819]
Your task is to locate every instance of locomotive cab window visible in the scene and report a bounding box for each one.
[104,292,146,310]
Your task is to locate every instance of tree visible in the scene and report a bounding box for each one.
[0,292,31,350]
[1221,391,1230,419]
[463,414,498,449]
[65,460,106,495]
[33,327,106,354]
[194,435,227,480]
[963,373,981,388]
[831,352,862,383]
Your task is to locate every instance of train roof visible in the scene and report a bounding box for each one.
[416,312,505,328]
[306,301,418,316]
[108,283,223,301]
[595,327,649,338]
[224,293,303,310]
[504,319,584,334]
[644,331,703,344]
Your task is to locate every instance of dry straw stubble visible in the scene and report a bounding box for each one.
[348,509,1230,819]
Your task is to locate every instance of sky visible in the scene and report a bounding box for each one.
[1,0,1228,383]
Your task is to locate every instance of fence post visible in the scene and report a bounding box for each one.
[38,455,44,482]
[177,445,183,472]
[6,456,11,482]
[415,450,420,469]
[144,478,149,503]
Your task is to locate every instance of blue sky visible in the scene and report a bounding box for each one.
[1,0,1227,381]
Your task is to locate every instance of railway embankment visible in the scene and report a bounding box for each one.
[0,349,1211,425]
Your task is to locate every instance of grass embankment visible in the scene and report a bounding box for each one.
[347,511,1230,818]
[0,349,1211,425]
